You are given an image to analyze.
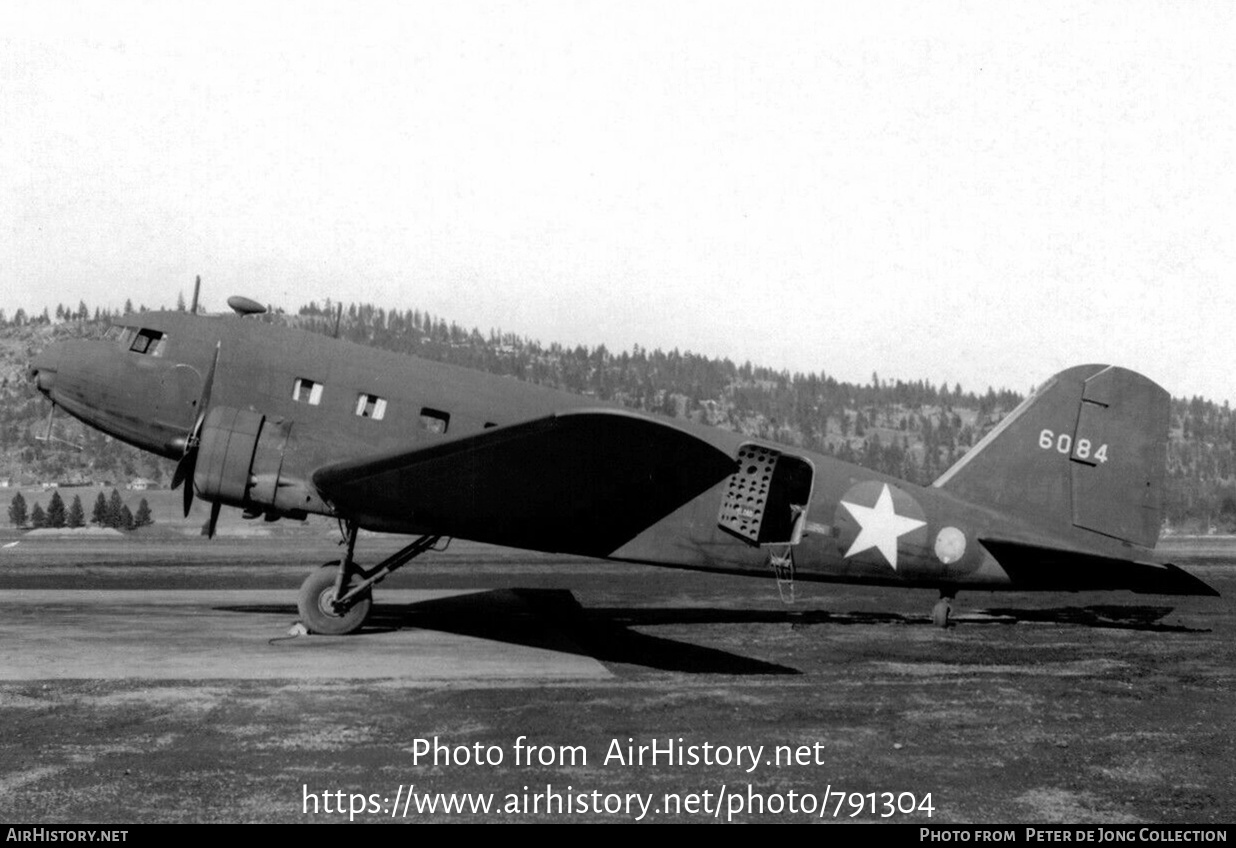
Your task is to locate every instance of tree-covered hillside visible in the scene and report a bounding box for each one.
[2,299,1233,532]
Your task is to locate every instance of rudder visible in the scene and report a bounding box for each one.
[934,364,1169,549]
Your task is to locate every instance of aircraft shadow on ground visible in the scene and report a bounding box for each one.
[975,604,1204,632]
[218,588,801,676]
[219,593,1203,675]
[580,604,1204,633]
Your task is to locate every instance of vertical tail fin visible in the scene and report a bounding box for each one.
[934,364,1169,549]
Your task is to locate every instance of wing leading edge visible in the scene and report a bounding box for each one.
[313,409,738,556]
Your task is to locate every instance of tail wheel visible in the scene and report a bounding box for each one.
[932,597,952,629]
[297,562,372,635]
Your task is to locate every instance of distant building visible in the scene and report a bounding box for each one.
[128,478,150,491]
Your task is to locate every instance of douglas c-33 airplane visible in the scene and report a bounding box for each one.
[28,287,1217,634]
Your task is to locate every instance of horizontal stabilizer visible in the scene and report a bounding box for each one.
[981,539,1218,596]
[313,409,738,555]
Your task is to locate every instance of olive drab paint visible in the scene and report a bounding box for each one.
[29,297,1218,633]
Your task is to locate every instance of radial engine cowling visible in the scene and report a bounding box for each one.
[192,406,326,518]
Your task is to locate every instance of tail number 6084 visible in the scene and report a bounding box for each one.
[1038,429,1108,463]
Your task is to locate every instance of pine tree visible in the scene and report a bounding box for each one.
[107,489,124,529]
[133,498,153,528]
[67,495,85,528]
[30,503,46,528]
[92,492,108,525]
[46,491,66,528]
[118,505,134,531]
[8,492,27,527]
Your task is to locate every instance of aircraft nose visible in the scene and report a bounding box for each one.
[30,345,62,394]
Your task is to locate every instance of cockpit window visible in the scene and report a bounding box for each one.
[110,327,137,348]
[129,328,166,356]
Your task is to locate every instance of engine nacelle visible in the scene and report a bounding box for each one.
[193,406,327,518]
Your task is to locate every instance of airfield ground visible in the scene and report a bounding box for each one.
[0,533,1232,824]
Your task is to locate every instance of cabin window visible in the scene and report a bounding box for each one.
[129,328,165,356]
[355,393,387,420]
[419,408,450,434]
[292,378,324,405]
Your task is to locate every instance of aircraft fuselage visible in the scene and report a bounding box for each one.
[29,307,1207,601]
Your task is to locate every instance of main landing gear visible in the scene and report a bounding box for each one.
[932,591,955,629]
[296,522,443,635]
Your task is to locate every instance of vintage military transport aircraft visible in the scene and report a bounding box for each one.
[28,288,1217,634]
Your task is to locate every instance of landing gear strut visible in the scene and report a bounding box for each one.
[296,522,443,635]
[932,591,955,629]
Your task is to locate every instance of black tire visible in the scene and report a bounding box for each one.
[297,563,372,635]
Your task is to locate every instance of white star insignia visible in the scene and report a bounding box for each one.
[840,484,926,570]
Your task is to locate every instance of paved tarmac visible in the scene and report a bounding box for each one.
[0,589,611,681]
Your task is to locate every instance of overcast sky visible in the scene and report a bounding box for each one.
[3,1,1234,403]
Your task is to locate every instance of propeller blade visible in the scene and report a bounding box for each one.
[172,342,222,513]
[170,431,196,491]
[198,341,221,413]
[183,470,195,517]
[206,500,221,539]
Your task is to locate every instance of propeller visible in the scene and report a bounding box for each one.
[205,501,221,539]
[171,342,221,517]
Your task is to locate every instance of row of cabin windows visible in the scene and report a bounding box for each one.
[107,327,475,433]
[292,377,453,433]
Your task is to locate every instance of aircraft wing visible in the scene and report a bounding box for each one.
[980,539,1219,596]
[312,409,738,555]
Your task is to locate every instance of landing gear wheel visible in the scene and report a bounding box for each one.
[297,563,372,635]
[932,597,953,629]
